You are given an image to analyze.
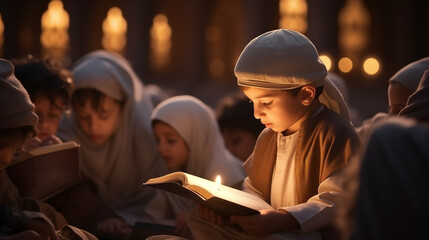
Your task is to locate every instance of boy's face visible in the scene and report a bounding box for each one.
[243,87,308,134]
[388,82,412,116]
[73,95,121,146]
[0,134,22,177]
[153,121,189,172]
[221,128,257,162]
[33,96,65,141]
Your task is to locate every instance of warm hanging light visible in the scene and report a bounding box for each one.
[0,13,4,55]
[338,57,354,73]
[102,7,127,53]
[149,14,172,71]
[338,0,370,61]
[279,0,308,33]
[319,54,332,71]
[40,0,69,61]
[363,57,380,76]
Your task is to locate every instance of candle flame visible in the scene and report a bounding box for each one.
[215,175,221,185]
[215,175,221,191]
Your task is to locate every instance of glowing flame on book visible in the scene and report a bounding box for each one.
[215,175,221,191]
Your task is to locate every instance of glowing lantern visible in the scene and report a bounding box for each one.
[338,0,370,60]
[338,57,353,73]
[0,13,4,55]
[319,55,332,71]
[40,0,69,60]
[150,14,172,70]
[102,7,127,53]
[279,0,308,33]
[363,57,380,75]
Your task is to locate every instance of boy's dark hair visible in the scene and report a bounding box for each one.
[216,91,265,138]
[12,55,73,110]
[72,88,124,115]
[0,126,37,150]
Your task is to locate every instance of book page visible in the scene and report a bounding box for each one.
[15,141,79,162]
[145,171,188,185]
[144,172,273,214]
[183,173,273,211]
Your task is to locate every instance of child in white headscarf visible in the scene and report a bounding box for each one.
[356,57,429,139]
[151,95,245,237]
[187,29,361,240]
[57,50,168,236]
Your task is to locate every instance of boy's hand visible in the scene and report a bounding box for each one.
[40,135,62,146]
[230,209,299,236]
[196,205,231,226]
[174,212,191,238]
[97,218,133,236]
[25,219,59,240]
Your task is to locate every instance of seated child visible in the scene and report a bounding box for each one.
[57,50,167,237]
[216,91,265,162]
[12,55,72,148]
[0,57,96,239]
[356,57,429,139]
[151,95,246,237]
[187,29,361,240]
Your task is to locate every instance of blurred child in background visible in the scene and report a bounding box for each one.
[216,91,264,162]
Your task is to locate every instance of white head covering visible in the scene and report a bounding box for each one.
[151,95,245,185]
[0,58,38,130]
[389,57,429,92]
[57,50,166,224]
[235,29,350,121]
[399,69,429,122]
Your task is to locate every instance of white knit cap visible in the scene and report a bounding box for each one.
[0,58,38,130]
[235,29,350,121]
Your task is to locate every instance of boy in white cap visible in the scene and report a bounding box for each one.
[187,29,361,240]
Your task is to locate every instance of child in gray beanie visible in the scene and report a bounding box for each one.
[0,58,97,240]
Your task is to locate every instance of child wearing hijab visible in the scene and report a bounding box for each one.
[356,57,429,139]
[12,55,73,148]
[399,69,429,122]
[151,95,245,237]
[57,50,167,237]
[0,58,97,239]
[187,29,361,240]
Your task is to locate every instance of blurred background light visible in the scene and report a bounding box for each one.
[363,57,380,75]
[150,13,172,71]
[338,57,353,73]
[102,7,127,53]
[279,0,308,33]
[319,54,332,71]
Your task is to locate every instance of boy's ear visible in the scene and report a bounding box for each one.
[300,85,316,106]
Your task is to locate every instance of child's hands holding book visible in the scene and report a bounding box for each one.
[197,205,300,237]
[196,204,232,227]
[230,209,299,236]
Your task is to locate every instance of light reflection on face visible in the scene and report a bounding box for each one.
[33,96,65,141]
[153,121,189,172]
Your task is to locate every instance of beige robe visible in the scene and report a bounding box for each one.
[188,107,361,240]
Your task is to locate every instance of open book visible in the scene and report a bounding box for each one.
[7,141,81,201]
[143,171,273,216]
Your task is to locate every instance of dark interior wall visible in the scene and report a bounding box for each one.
[0,0,428,119]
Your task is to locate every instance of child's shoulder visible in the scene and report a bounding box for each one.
[313,107,358,134]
